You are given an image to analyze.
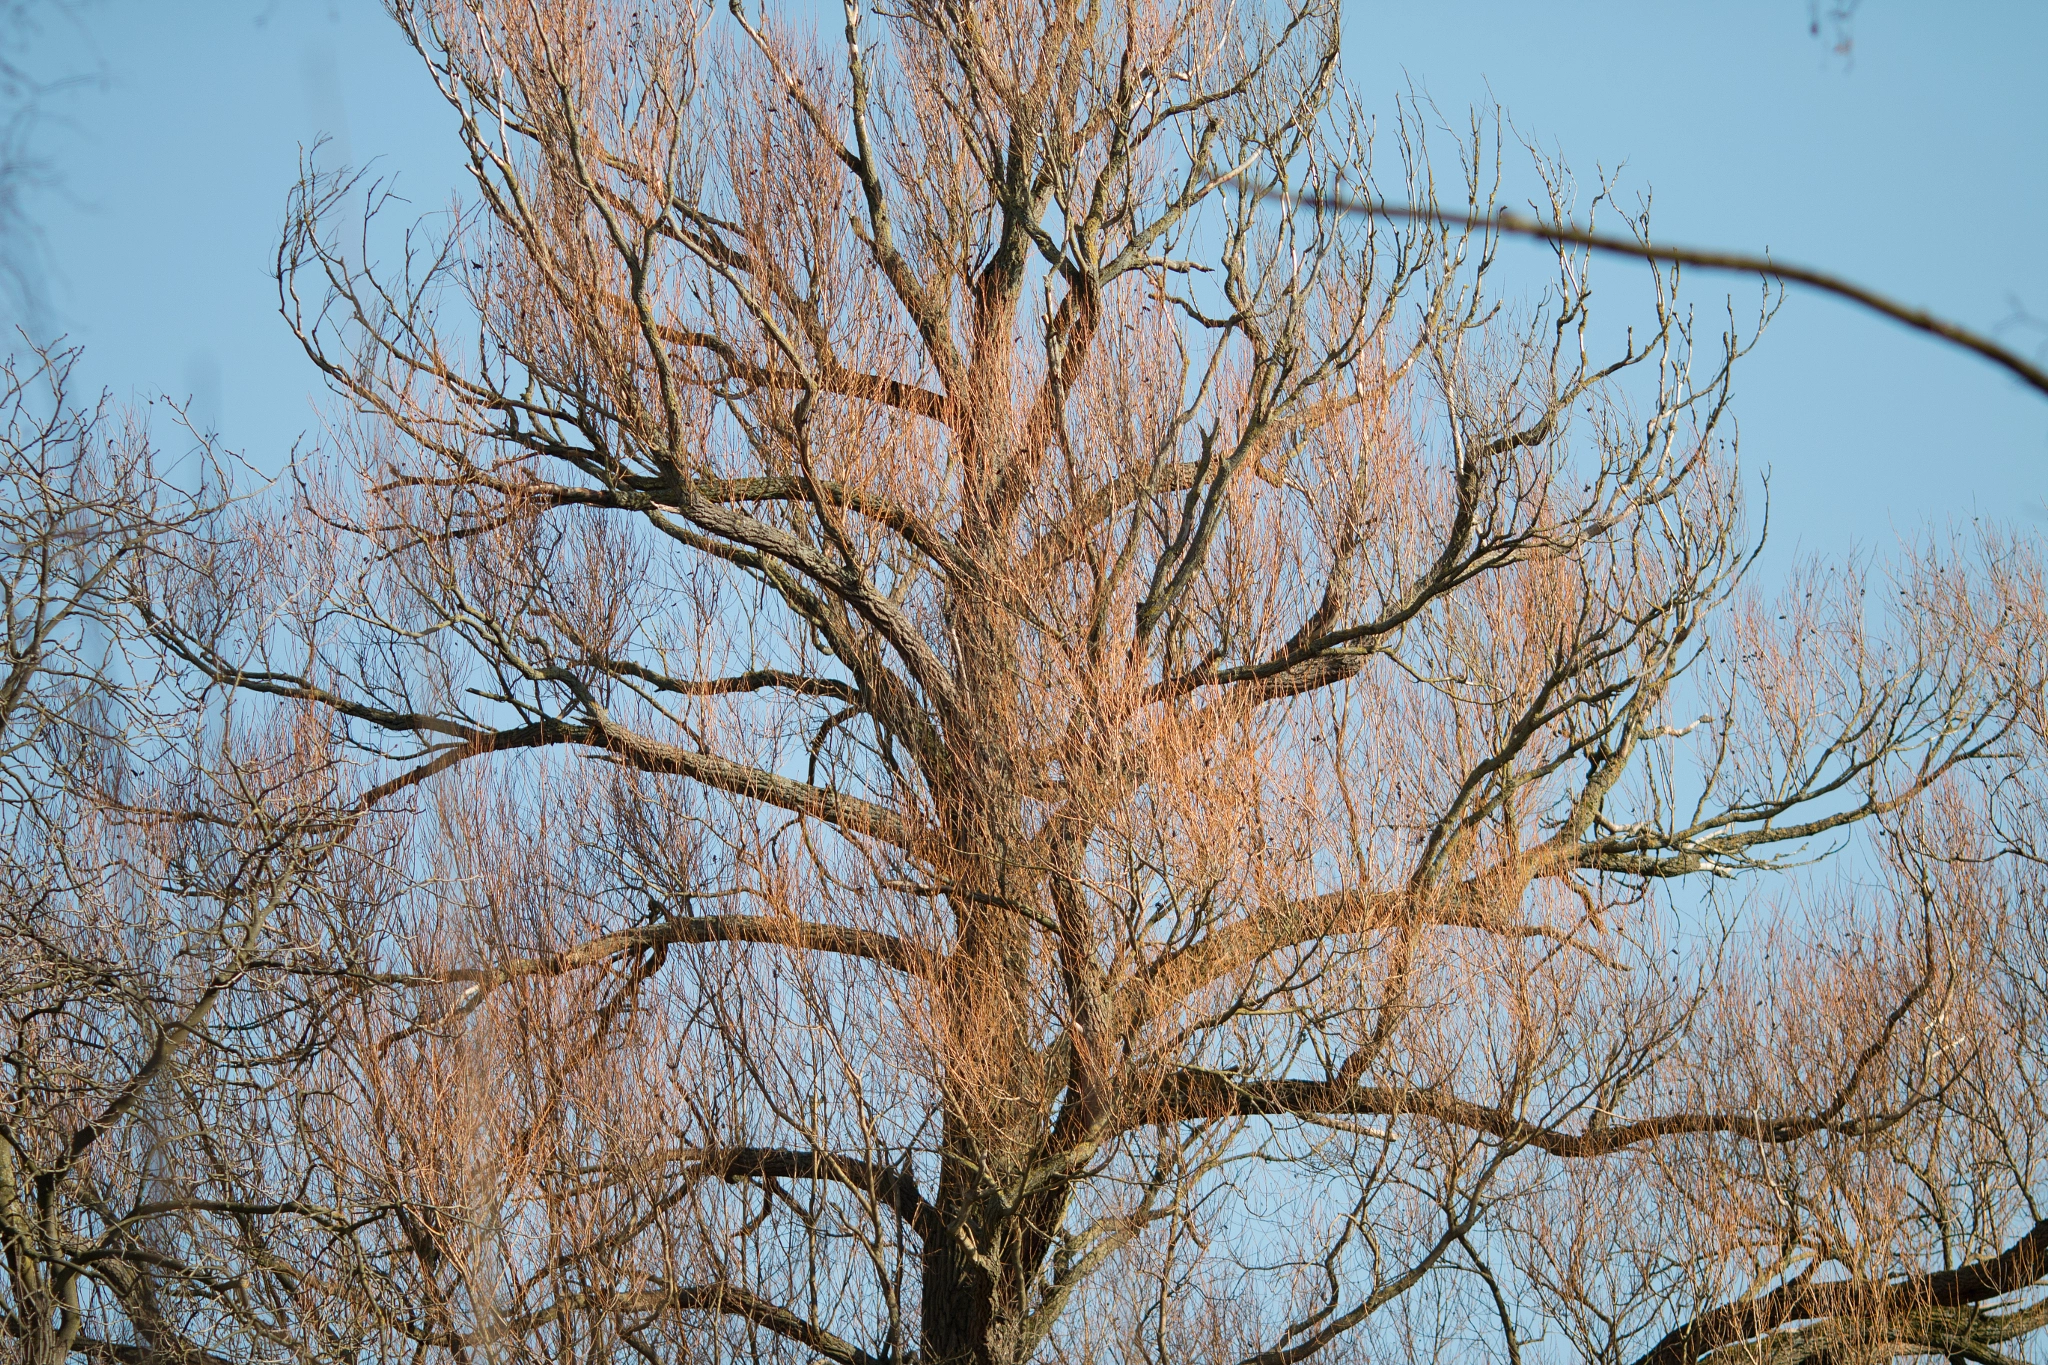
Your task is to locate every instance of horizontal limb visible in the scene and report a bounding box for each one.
[1138,1069,1911,1159]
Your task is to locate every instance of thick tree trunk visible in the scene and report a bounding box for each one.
[919,1248,997,1365]
[921,1131,1005,1365]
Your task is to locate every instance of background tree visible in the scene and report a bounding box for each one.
[0,347,371,1365]
[0,0,108,331]
[0,0,51,324]
[15,1,2048,1363]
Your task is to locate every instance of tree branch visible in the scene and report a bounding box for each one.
[1138,1069,1910,1158]
[1630,1218,2048,1365]
[1269,190,2048,400]
[435,913,935,991]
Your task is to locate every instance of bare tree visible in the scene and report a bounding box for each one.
[0,348,375,1365]
[40,2,2048,1364]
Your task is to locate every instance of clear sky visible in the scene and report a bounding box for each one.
[9,1,2046,567]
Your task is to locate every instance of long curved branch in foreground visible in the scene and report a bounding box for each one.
[1263,190,2048,400]
[1630,1216,2048,1365]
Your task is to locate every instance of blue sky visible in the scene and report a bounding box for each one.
[9,1,2045,566]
